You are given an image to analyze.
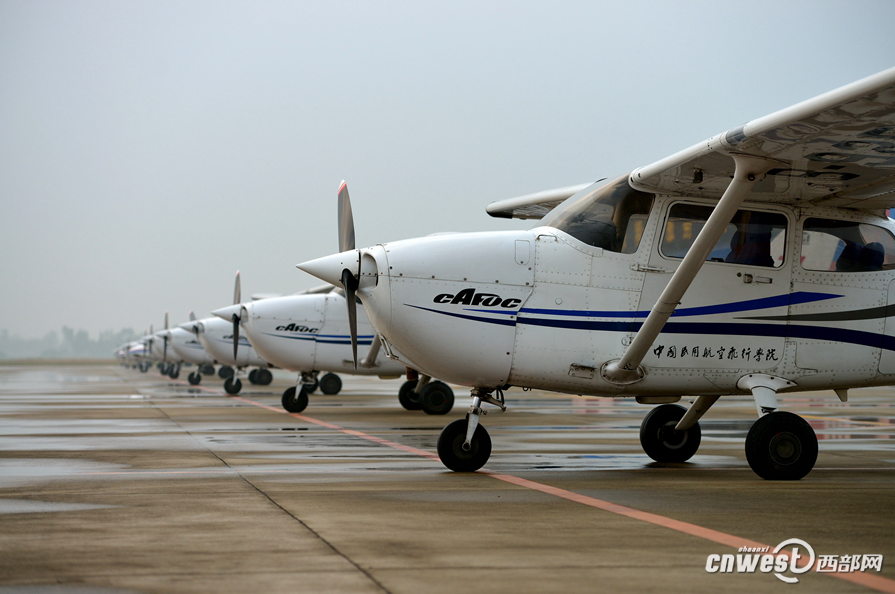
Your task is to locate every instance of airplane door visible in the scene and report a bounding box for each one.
[637,199,792,371]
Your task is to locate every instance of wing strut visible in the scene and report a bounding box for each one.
[602,154,776,385]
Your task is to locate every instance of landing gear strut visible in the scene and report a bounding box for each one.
[188,371,202,385]
[437,387,505,472]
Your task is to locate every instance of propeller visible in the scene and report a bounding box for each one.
[162,311,169,363]
[148,324,154,356]
[232,271,241,361]
[338,181,361,368]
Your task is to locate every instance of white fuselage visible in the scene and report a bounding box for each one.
[352,199,895,398]
[167,328,215,366]
[195,316,269,368]
[223,293,405,377]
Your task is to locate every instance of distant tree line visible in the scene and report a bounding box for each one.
[0,327,140,359]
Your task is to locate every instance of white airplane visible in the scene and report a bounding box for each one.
[180,272,274,394]
[159,312,218,385]
[210,264,454,415]
[300,67,895,480]
[142,313,189,379]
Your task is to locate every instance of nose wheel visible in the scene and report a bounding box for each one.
[223,377,242,395]
[745,411,817,480]
[437,419,492,472]
[282,386,309,413]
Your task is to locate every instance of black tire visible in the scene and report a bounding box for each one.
[640,404,701,463]
[248,369,259,385]
[302,376,319,393]
[168,366,180,380]
[282,386,309,413]
[258,369,273,385]
[218,366,234,380]
[319,373,342,395]
[398,380,422,410]
[437,418,492,472]
[188,372,201,385]
[745,412,817,480]
[421,381,454,415]
[223,377,242,395]
[201,365,215,376]
[140,363,149,373]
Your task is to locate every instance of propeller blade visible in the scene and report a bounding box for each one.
[341,268,359,368]
[233,270,241,305]
[337,181,355,253]
[232,313,240,360]
[163,335,168,363]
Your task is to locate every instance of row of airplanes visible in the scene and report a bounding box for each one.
[118,67,895,481]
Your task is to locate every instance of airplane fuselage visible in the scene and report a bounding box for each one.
[358,195,895,399]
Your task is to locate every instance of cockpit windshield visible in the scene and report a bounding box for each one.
[539,175,654,253]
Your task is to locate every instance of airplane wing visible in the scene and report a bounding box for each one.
[630,67,895,211]
[486,182,596,219]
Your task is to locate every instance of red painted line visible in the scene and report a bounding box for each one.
[221,393,895,592]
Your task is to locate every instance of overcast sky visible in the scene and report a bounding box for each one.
[2,0,894,339]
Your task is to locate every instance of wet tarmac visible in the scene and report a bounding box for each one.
[1,364,894,593]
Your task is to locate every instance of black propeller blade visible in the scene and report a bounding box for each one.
[337,181,362,367]
[232,313,240,361]
[232,271,242,360]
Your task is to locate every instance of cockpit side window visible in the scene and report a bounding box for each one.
[660,203,787,268]
[540,175,654,253]
[801,218,895,272]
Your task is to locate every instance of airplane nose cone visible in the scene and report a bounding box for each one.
[212,304,241,321]
[297,250,358,287]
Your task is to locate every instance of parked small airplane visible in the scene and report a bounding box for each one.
[300,67,895,480]
[210,274,454,415]
[159,313,218,385]
[180,273,274,394]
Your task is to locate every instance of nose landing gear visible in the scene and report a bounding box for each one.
[437,387,504,472]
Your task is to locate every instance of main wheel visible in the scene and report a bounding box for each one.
[398,380,422,410]
[218,366,234,379]
[640,404,701,463]
[258,369,273,385]
[282,386,309,413]
[302,376,319,393]
[168,366,180,380]
[140,363,149,373]
[421,381,454,415]
[437,419,492,472]
[745,412,817,480]
[223,377,242,395]
[319,373,342,395]
[188,371,201,385]
[201,365,215,376]
[248,369,259,384]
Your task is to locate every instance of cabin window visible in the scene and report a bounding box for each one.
[801,218,895,272]
[540,175,654,253]
[660,203,787,268]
